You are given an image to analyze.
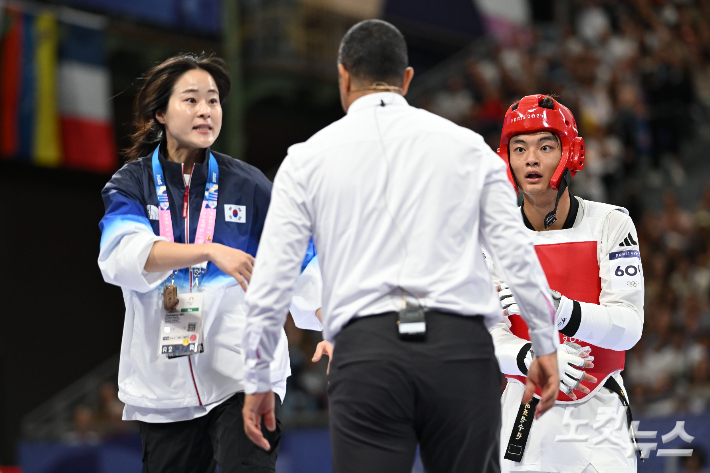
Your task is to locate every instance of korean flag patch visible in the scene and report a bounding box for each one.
[225,205,246,223]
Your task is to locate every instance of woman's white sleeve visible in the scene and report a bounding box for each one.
[98,196,170,293]
[289,256,323,331]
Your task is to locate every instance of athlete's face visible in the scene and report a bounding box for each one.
[508,131,562,196]
[156,69,222,152]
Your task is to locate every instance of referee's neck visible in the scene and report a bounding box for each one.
[343,89,400,112]
[338,64,413,113]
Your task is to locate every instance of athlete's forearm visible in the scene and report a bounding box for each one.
[144,241,213,273]
[559,300,642,351]
[491,323,531,376]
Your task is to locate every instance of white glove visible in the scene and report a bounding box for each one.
[522,341,593,397]
[498,284,520,316]
[555,342,593,396]
[499,285,574,331]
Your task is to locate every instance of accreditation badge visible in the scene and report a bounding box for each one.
[159,292,205,358]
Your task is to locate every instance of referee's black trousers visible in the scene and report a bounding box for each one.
[328,311,502,473]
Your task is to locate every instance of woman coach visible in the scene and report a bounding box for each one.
[98,53,320,472]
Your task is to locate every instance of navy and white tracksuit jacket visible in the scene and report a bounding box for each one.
[98,146,321,421]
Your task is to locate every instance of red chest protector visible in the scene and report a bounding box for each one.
[506,241,625,402]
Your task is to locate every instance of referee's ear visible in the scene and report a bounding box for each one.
[338,63,352,112]
[338,64,351,93]
[401,67,415,96]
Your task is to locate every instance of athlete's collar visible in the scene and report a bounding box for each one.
[521,193,579,231]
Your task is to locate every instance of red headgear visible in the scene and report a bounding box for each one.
[497,95,585,194]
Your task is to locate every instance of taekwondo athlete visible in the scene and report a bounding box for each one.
[488,95,644,473]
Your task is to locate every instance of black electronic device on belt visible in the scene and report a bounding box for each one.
[397,300,426,341]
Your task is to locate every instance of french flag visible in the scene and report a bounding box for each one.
[58,21,116,173]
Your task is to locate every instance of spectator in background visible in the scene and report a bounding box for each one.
[688,358,710,414]
[682,294,710,340]
[659,191,693,236]
[430,75,474,123]
[576,1,612,47]
[692,49,710,119]
[95,382,126,437]
[612,82,646,179]
[642,40,695,184]
[64,406,100,445]
[671,257,694,302]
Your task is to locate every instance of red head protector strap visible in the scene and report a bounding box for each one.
[496,95,585,228]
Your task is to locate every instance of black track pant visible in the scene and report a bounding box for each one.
[139,392,282,473]
[328,311,502,473]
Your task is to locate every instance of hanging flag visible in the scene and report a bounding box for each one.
[0,5,116,172]
[0,7,23,158]
[33,13,62,167]
[58,22,115,173]
[18,12,35,162]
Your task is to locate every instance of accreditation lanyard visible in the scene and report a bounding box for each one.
[151,145,219,251]
[152,147,217,358]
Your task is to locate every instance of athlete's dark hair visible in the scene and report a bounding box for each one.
[124,53,230,162]
[338,19,408,86]
[510,95,556,111]
[538,96,555,109]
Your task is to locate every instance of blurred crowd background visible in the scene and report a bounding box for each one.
[3,0,710,471]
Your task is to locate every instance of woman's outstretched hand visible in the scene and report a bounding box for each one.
[208,244,255,291]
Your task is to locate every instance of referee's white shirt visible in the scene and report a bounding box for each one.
[243,92,558,394]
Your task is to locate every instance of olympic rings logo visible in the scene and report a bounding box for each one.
[627,281,638,288]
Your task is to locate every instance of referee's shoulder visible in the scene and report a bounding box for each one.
[408,105,488,146]
[283,115,351,161]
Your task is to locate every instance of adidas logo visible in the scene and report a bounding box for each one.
[619,232,638,247]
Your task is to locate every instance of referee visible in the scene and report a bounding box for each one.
[242,20,560,473]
